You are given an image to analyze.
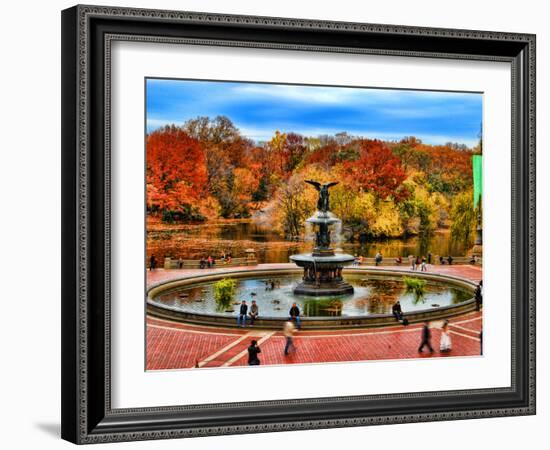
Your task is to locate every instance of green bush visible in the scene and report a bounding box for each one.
[404,277,427,303]
[213,278,237,311]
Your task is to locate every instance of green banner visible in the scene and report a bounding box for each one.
[472,154,482,210]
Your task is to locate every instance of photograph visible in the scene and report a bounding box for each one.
[56,2,536,445]
[145,78,484,370]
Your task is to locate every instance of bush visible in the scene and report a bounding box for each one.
[213,278,237,311]
[404,277,427,303]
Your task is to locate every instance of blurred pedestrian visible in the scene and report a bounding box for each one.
[475,280,483,311]
[283,320,297,355]
[440,320,452,352]
[421,256,427,272]
[418,321,434,353]
[149,255,156,271]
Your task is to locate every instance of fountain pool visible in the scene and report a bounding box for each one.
[149,272,472,319]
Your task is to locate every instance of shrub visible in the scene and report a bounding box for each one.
[213,278,237,311]
[404,277,427,303]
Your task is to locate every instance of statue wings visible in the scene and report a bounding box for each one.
[305,180,339,190]
[305,180,321,190]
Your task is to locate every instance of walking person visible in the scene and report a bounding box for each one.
[418,321,434,353]
[149,255,156,271]
[249,300,259,326]
[283,320,297,356]
[440,320,452,352]
[247,340,261,365]
[415,256,421,270]
[375,251,383,266]
[409,255,415,270]
[421,256,427,272]
[289,302,301,329]
[475,280,483,311]
[427,252,432,265]
[237,300,248,327]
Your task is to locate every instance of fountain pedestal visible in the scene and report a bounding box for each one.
[290,252,355,296]
[290,205,355,296]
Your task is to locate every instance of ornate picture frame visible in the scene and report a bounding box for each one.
[61,4,536,444]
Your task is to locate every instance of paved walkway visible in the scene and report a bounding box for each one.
[147,263,482,287]
[146,264,482,370]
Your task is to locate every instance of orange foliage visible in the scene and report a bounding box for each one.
[341,140,408,200]
[147,126,208,211]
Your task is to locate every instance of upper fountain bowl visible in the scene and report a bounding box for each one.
[306,211,341,225]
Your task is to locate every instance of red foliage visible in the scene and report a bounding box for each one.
[146,126,208,211]
[305,142,339,169]
[342,140,408,200]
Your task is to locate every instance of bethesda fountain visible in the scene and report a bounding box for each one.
[289,180,355,296]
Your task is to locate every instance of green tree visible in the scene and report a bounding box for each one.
[450,190,476,246]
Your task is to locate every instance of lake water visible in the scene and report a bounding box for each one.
[148,220,469,264]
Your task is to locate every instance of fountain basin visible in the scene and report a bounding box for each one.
[147,268,476,329]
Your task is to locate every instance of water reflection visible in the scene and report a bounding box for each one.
[153,275,471,318]
[149,220,468,264]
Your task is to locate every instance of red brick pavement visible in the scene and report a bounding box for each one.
[146,312,482,370]
[146,264,482,370]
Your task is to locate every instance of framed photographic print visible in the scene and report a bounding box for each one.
[61,4,536,444]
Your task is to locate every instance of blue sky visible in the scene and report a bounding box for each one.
[146,79,482,147]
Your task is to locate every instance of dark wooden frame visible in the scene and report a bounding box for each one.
[61,4,536,444]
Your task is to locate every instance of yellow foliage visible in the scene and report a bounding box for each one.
[370,200,404,237]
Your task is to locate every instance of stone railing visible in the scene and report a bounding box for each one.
[357,256,482,266]
[163,257,257,269]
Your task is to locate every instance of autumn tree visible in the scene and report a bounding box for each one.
[146,125,208,221]
[182,116,258,217]
[342,139,408,201]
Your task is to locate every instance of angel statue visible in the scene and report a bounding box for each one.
[305,180,339,212]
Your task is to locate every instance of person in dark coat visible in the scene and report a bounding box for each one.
[418,321,434,353]
[289,302,301,329]
[247,340,261,365]
[149,255,156,271]
[237,300,248,327]
[475,280,483,311]
[392,300,403,321]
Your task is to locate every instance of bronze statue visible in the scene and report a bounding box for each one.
[305,180,339,212]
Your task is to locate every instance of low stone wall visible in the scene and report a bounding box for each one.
[163,257,257,269]
[147,267,477,330]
